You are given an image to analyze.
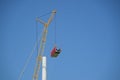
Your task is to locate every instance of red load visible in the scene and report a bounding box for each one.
[51,47,61,57]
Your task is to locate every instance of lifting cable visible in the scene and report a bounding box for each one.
[38,12,51,18]
[54,14,57,46]
[18,20,41,80]
[36,19,38,57]
[17,12,51,80]
[18,38,40,80]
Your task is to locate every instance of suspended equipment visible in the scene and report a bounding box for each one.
[51,46,61,57]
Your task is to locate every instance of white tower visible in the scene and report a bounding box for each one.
[42,56,47,80]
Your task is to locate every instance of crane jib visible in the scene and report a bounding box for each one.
[33,10,56,80]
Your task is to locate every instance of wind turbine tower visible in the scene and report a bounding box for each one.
[42,56,47,80]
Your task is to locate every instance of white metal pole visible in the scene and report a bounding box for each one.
[42,56,47,80]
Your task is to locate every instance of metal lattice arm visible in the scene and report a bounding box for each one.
[33,10,56,80]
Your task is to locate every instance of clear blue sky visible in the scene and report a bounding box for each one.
[0,0,120,80]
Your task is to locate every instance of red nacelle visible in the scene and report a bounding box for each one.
[51,47,61,57]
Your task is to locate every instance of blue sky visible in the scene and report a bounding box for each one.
[0,0,120,80]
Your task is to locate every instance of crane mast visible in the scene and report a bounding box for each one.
[33,10,56,80]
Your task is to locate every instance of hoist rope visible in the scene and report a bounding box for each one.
[54,14,57,46]
[17,20,41,80]
[36,20,38,57]
[38,12,51,18]
[18,39,40,80]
